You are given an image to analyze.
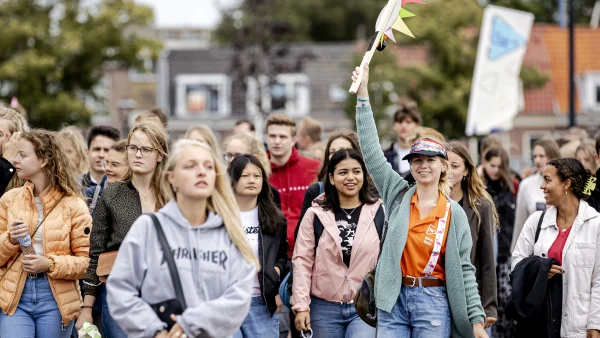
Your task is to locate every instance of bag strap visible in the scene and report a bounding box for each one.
[89,185,101,213]
[377,187,409,260]
[374,204,385,239]
[423,201,451,276]
[534,210,547,244]
[0,195,65,283]
[148,214,187,309]
[318,181,323,194]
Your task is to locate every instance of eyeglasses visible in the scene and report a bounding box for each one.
[127,145,155,157]
[101,160,124,170]
[223,152,244,162]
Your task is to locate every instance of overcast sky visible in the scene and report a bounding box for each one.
[136,0,238,28]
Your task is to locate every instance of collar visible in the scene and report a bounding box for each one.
[269,147,300,170]
[411,190,448,218]
[541,201,598,229]
[24,182,62,204]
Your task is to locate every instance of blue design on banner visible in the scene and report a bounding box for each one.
[488,15,526,61]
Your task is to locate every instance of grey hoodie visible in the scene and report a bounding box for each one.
[106,200,255,338]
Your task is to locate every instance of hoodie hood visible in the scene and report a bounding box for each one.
[160,200,223,230]
[269,147,301,170]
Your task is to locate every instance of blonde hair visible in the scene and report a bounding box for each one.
[0,107,29,192]
[184,125,222,160]
[22,130,82,197]
[162,139,259,268]
[122,120,169,209]
[299,116,322,143]
[415,127,446,142]
[59,126,89,176]
[410,137,451,196]
[265,113,296,137]
[224,132,271,177]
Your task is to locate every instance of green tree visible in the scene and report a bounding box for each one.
[344,0,548,140]
[0,0,162,129]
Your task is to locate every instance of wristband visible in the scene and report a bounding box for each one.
[357,97,369,107]
[81,305,93,309]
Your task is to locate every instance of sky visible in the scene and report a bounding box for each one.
[136,0,238,28]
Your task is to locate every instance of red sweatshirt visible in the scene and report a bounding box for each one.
[269,148,321,256]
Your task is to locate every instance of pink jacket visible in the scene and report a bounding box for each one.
[292,199,382,312]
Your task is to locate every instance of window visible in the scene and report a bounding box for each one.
[175,74,231,117]
[246,74,310,118]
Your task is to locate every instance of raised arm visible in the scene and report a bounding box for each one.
[353,65,407,207]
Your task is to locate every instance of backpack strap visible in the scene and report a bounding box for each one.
[313,215,324,256]
[534,210,546,244]
[374,204,385,240]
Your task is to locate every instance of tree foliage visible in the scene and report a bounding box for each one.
[344,0,549,140]
[0,0,162,129]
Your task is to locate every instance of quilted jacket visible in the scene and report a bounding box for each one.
[0,182,91,325]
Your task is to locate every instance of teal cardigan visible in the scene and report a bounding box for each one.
[356,106,485,337]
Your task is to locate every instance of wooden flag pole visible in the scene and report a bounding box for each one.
[349,0,397,94]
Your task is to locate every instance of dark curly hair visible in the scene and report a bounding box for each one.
[547,158,593,200]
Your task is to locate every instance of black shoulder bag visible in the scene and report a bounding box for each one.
[148,214,187,331]
[354,187,409,327]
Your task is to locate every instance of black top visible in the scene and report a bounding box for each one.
[83,181,142,297]
[334,204,363,267]
[0,157,15,197]
[485,174,516,261]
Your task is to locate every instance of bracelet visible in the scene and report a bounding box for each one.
[357,97,369,107]
[81,305,93,309]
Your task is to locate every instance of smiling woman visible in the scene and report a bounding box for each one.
[292,149,380,337]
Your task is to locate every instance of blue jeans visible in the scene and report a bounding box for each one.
[309,296,375,338]
[0,274,74,338]
[377,285,451,338]
[100,284,127,338]
[234,296,279,338]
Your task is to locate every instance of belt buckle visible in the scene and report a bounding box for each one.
[28,273,38,279]
[405,276,417,287]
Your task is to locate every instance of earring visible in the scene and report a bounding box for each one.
[463,176,467,181]
[565,190,567,196]
[172,185,179,193]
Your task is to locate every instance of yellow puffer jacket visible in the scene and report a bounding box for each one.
[0,183,91,325]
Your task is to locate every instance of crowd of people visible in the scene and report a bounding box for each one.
[0,63,597,338]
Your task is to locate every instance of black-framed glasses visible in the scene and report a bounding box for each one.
[223,152,244,162]
[126,144,155,157]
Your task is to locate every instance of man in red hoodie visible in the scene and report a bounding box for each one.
[266,113,321,257]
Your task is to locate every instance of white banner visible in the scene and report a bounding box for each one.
[465,5,534,136]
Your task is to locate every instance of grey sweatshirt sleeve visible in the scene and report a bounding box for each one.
[177,245,255,338]
[106,216,167,338]
[356,106,408,207]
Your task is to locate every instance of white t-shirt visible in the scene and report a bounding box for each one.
[396,144,411,174]
[241,207,261,297]
[33,197,44,255]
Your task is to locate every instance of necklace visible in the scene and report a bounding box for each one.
[139,189,153,200]
[341,204,361,219]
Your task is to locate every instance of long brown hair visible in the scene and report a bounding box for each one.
[163,139,259,268]
[59,126,89,176]
[122,120,169,209]
[483,146,514,193]
[318,129,361,181]
[21,130,82,197]
[446,141,499,230]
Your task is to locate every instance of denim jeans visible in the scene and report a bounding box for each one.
[100,284,127,338]
[308,296,375,338]
[0,274,74,338]
[234,296,279,338]
[377,285,451,338]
